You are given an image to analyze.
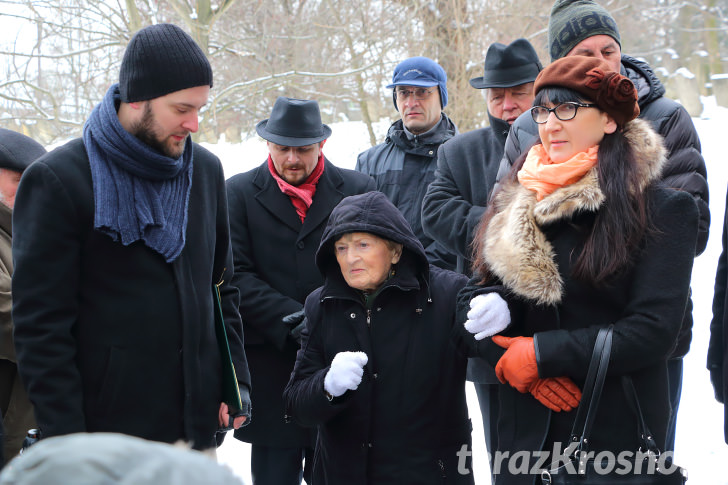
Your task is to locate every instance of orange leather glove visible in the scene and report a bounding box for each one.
[530,377,582,412]
[492,335,538,393]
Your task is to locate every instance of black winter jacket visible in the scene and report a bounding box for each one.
[356,114,458,271]
[708,186,728,443]
[284,191,476,484]
[226,158,374,447]
[12,139,249,450]
[496,54,708,359]
[458,120,698,484]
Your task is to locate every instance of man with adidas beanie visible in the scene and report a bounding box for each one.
[496,0,708,453]
[11,23,251,450]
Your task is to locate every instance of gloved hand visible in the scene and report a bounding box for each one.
[464,293,511,340]
[530,377,581,412]
[283,310,306,345]
[493,335,538,392]
[218,385,252,431]
[324,351,368,398]
[710,366,724,403]
[238,385,252,427]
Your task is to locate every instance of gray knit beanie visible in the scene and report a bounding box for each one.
[119,23,213,103]
[548,0,620,61]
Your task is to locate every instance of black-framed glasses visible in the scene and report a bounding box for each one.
[395,87,435,101]
[530,102,598,124]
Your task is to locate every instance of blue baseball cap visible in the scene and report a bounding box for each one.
[386,56,448,108]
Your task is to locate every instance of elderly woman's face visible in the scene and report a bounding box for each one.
[334,232,402,292]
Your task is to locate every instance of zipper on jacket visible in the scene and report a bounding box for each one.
[366,308,371,328]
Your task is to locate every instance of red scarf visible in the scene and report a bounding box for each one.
[268,153,325,222]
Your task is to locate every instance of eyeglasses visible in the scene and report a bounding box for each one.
[395,87,435,101]
[530,102,598,124]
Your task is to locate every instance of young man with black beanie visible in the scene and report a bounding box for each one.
[11,23,251,451]
[495,0,709,454]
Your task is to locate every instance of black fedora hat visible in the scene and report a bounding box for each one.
[470,38,543,89]
[256,97,332,147]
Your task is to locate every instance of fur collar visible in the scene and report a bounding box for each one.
[481,118,665,305]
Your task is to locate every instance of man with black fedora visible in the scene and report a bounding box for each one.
[227,96,374,484]
[12,23,251,451]
[0,128,46,467]
[421,38,541,476]
[495,0,709,454]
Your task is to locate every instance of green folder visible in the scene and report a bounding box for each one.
[213,279,244,415]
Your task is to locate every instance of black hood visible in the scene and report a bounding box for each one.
[316,191,429,277]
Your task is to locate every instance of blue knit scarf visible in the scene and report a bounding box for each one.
[82,84,193,262]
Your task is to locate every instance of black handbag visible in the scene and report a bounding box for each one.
[540,325,688,484]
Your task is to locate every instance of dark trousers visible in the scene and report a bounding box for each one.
[473,382,499,484]
[251,444,314,485]
[665,358,683,452]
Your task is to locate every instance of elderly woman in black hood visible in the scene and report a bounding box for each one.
[284,191,479,484]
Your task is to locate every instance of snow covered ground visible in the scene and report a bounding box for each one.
[212,98,728,484]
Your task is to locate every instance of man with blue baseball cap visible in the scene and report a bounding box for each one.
[356,56,457,270]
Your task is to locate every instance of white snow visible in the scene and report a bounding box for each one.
[212,98,728,484]
[675,67,696,80]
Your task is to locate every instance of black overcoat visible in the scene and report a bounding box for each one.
[11,139,249,450]
[457,120,699,484]
[284,191,476,484]
[227,158,374,446]
[708,186,728,442]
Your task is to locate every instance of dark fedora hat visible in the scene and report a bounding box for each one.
[470,38,543,89]
[256,97,332,147]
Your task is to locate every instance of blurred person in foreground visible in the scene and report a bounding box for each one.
[459,56,698,484]
[0,128,46,466]
[495,1,708,452]
[11,23,250,451]
[227,96,374,484]
[356,56,457,270]
[0,432,242,484]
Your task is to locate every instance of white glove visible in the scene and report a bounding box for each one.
[464,293,511,340]
[324,351,368,397]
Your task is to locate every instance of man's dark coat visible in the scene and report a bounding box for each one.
[227,158,374,447]
[11,139,249,450]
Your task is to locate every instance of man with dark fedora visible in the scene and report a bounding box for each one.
[496,0,709,454]
[227,96,374,484]
[356,56,458,271]
[12,23,251,451]
[421,38,541,478]
[0,128,46,467]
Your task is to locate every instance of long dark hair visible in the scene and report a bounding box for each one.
[471,86,650,287]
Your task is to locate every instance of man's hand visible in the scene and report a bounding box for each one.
[283,310,306,344]
[218,385,252,430]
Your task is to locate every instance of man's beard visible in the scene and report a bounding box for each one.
[130,103,186,158]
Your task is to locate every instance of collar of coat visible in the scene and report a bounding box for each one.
[480,118,666,306]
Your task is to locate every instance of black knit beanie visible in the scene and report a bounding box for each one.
[548,0,620,61]
[119,23,213,103]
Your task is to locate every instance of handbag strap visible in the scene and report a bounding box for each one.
[568,325,613,453]
[621,375,661,454]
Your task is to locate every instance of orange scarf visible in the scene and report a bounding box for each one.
[268,153,325,222]
[517,144,599,201]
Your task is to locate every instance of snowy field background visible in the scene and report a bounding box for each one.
[213,98,728,484]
